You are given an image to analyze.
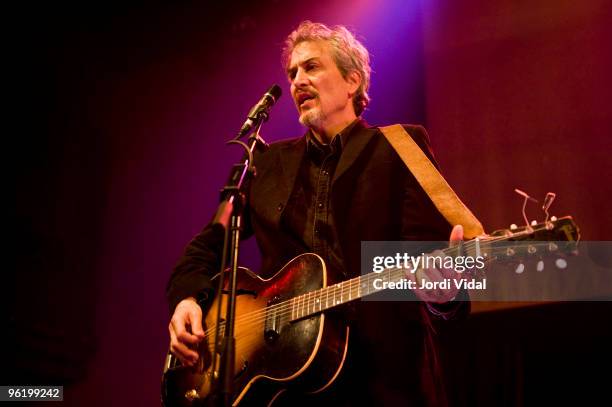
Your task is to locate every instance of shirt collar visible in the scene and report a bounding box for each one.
[305,118,361,157]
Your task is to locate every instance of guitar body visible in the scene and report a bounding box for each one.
[162,253,350,406]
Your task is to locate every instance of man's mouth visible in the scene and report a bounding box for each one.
[296,93,315,108]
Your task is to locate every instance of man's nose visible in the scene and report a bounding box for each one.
[292,68,308,88]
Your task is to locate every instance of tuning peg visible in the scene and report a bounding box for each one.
[515,263,525,274]
[537,260,544,272]
[515,189,538,203]
[515,189,538,230]
[510,224,518,231]
[555,258,567,269]
[542,192,556,223]
[531,220,537,226]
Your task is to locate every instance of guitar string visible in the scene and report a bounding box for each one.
[204,233,503,330]
[214,223,570,333]
[200,238,565,341]
[198,239,544,352]
[202,266,403,342]
[204,262,454,341]
[199,238,565,341]
[213,235,554,330]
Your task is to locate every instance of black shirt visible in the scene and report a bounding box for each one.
[280,119,360,278]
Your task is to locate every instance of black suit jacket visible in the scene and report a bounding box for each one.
[167,120,467,405]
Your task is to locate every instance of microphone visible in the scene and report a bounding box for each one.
[237,84,282,138]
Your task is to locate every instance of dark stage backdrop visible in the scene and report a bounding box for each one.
[9,0,611,406]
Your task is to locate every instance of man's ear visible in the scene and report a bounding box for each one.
[346,70,362,96]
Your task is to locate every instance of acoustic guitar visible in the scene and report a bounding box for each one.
[161,216,579,406]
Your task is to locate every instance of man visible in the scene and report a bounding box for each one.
[167,21,468,406]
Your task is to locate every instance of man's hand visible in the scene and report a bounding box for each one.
[408,224,464,303]
[168,297,206,367]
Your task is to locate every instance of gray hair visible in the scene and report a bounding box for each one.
[282,21,371,116]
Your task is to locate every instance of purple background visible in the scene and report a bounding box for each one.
[10,0,611,405]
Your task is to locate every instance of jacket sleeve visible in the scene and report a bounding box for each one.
[166,197,255,314]
[399,124,470,320]
[165,222,224,314]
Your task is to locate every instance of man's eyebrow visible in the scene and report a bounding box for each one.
[287,57,320,75]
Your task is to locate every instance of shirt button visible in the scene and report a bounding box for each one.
[317,202,323,209]
[277,203,283,211]
[322,170,329,176]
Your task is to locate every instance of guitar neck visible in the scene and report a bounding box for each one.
[287,216,579,321]
[288,239,487,320]
[287,241,483,320]
[288,266,408,321]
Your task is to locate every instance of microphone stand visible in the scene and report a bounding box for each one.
[207,116,268,407]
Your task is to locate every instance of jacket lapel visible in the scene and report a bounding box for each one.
[277,136,306,206]
[332,120,377,186]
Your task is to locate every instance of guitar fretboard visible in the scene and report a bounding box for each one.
[289,266,408,320]
[280,217,577,321]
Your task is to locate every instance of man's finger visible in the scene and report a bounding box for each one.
[449,224,464,244]
[174,323,201,345]
[188,307,205,339]
[421,267,444,283]
[169,323,199,364]
[171,314,201,345]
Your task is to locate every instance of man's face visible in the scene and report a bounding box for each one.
[287,40,358,133]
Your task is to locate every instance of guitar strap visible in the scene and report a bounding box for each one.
[379,124,485,239]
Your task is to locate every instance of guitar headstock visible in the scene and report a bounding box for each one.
[480,216,580,273]
[489,189,580,253]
